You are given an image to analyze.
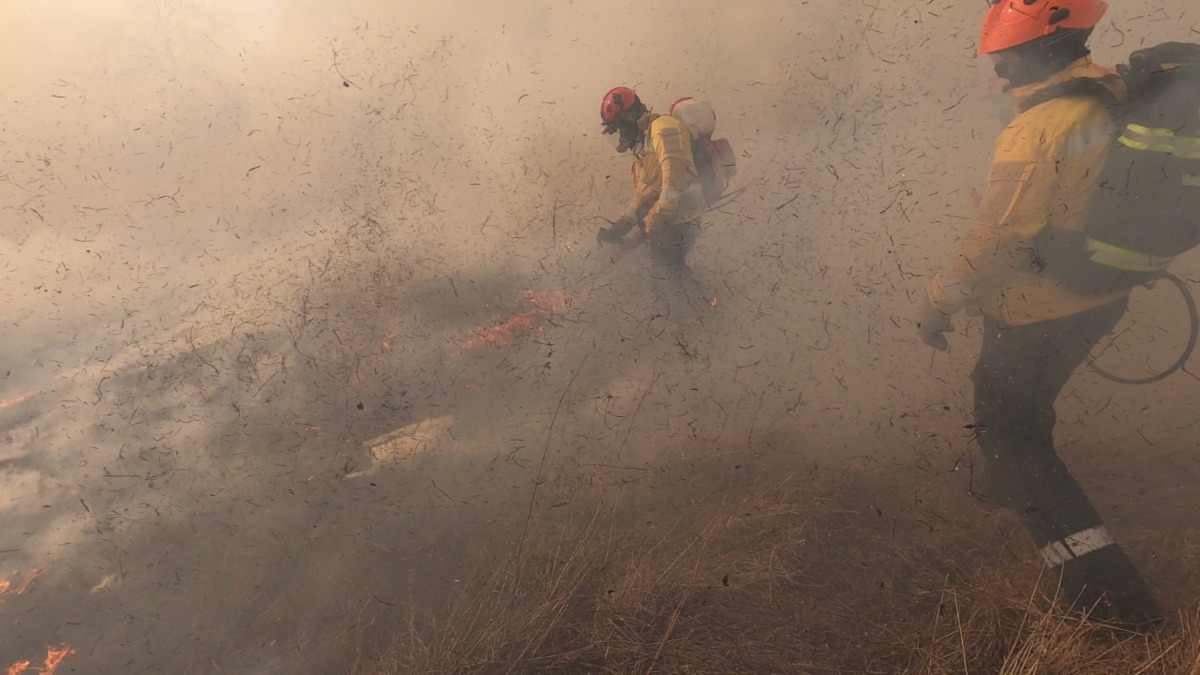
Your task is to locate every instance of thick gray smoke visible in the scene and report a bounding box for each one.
[1,1,1196,672]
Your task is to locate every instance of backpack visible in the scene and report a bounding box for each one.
[668,97,738,206]
[1027,43,1200,293]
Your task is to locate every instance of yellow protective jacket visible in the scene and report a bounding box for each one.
[928,58,1132,326]
[625,111,703,232]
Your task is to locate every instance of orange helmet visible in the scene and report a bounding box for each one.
[980,0,1108,54]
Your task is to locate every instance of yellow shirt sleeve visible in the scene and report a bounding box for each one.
[929,114,1066,312]
[627,157,658,218]
[644,122,695,231]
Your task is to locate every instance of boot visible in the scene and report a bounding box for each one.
[1056,544,1163,628]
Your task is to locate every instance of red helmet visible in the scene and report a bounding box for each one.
[980,0,1108,54]
[600,86,637,125]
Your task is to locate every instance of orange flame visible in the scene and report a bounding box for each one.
[14,568,44,595]
[519,289,570,314]
[380,318,403,352]
[0,569,44,608]
[40,647,73,675]
[460,290,571,351]
[462,315,540,351]
[0,391,36,410]
[5,645,73,675]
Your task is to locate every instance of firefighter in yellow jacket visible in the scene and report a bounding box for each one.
[596,87,704,277]
[917,0,1161,625]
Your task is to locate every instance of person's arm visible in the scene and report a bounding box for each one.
[625,157,658,222]
[928,118,1063,314]
[643,121,694,233]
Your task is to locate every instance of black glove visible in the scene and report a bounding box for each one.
[597,226,624,245]
[916,296,952,351]
[597,215,637,246]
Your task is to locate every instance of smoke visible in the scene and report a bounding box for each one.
[1,0,1198,671]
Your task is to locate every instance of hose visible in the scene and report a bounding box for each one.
[1087,272,1199,385]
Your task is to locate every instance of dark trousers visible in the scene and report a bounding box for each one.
[646,221,703,321]
[973,299,1161,624]
[647,220,698,275]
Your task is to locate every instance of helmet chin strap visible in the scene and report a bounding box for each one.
[615,118,642,153]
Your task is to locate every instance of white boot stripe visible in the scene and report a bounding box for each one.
[1039,526,1116,568]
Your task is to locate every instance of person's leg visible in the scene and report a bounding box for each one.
[647,220,696,277]
[972,299,1160,625]
[647,221,702,320]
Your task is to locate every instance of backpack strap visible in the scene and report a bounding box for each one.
[1023,43,1200,113]
[1018,74,1125,113]
[1124,42,1200,75]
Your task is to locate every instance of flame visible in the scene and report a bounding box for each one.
[460,289,571,351]
[519,289,571,314]
[0,569,44,608]
[40,647,73,675]
[5,646,74,675]
[380,318,403,352]
[0,391,36,410]
[462,315,540,351]
[14,568,43,595]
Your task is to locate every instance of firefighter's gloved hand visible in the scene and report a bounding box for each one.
[916,296,952,351]
[597,214,636,246]
[596,226,624,245]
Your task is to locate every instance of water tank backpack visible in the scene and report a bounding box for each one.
[668,97,737,206]
[1025,42,1200,294]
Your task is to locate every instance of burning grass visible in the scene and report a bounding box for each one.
[2,571,74,675]
[460,289,571,351]
[352,471,1200,674]
[5,646,74,675]
[0,569,44,608]
[0,391,37,411]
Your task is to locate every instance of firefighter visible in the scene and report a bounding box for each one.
[596,87,704,279]
[916,0,1162,625]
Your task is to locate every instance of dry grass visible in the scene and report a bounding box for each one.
[352,477,1200,675]
[917,568,1200,675]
